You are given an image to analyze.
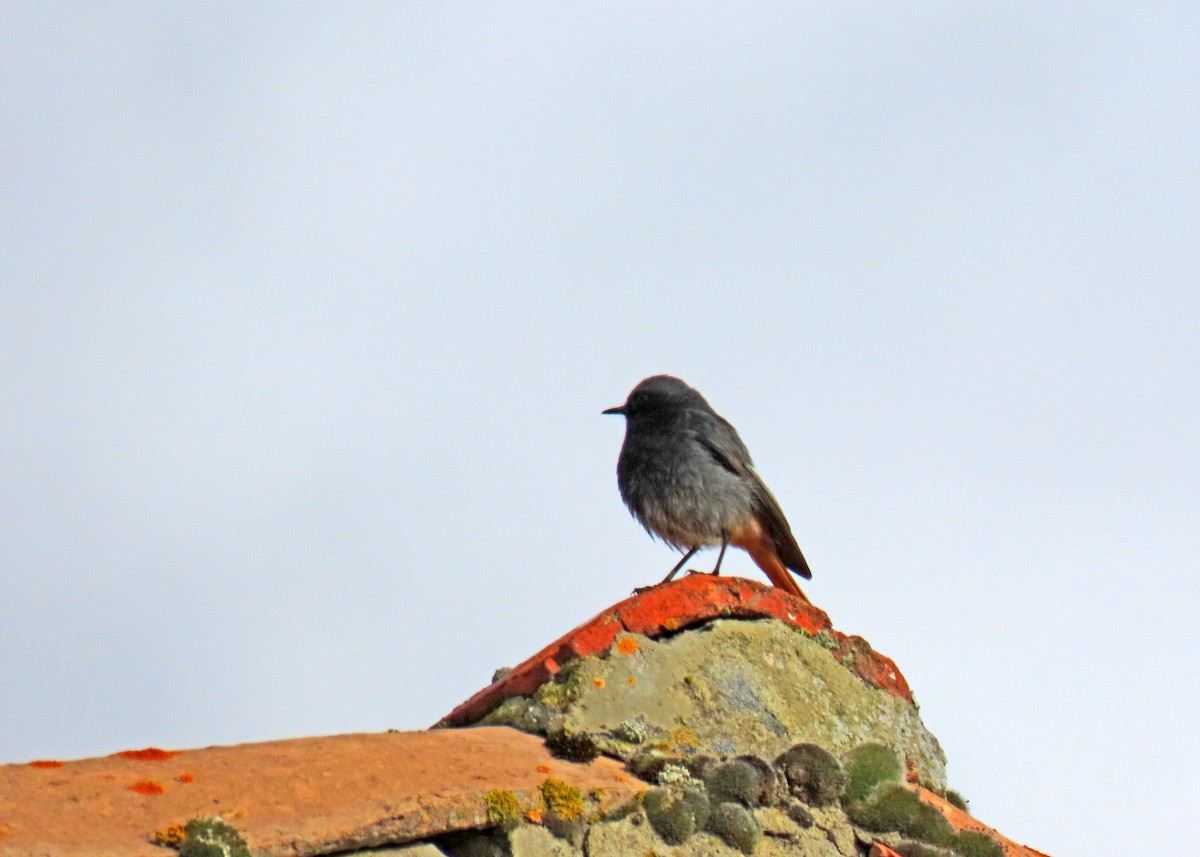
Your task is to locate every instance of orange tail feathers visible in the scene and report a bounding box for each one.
[731,523,810,603]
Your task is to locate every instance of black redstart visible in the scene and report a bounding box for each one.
[603,375,812,601]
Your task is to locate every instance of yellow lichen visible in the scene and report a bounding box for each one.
[153,822,186,847]
[484,789,523,827]
[672,727,699,747]
[540,778,584,820]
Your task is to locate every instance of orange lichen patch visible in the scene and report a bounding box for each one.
[614,774,628,783]
[525,808,543,823]
[626,676,636,685]
[592,677,606,689]
[177,772,195,783]
[435,575,911,728]
[617,636,640,654]
[535,764,552,774]
[0,827,10,836]
[116,747,177,761]
[27,760,64,768]
[129,780,165,796]
[870,843,904,857]
[153,822,186,847]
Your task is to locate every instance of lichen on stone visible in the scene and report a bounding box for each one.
[539,779,584,821]
[176,817,250,857]
[483,789,523,830]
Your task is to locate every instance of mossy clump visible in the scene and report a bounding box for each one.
[628,749,686,783]
[545,726,599,762]
[774,743,848,806]
[483,789,523,830]
[643,784,711,845]
[950,830,1004,857]
[539,779,584,820]
[944,789,968,812]
[703,756,774,806]
[177,817,250,857]
[706,801,762,854]
[845,784,955,846]
[894,843,956,857]
[842,743,903,804]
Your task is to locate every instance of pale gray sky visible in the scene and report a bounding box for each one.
[2,4,1197,854]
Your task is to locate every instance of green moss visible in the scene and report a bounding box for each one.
[643,785,710,845]
[814,630,839,650]
[545,727,599,762]
[539,779,584,820]
[774,743,848,806]
[845,784,955,846]
[627,749,685,782]
[483,789,523,830]
[704,757,773,806]
[944,789,968,812]
[706,802,762,854]
[894,843,956,857]
[177,817,250,857]
[951,830,1004,857]
[842,743,903,803]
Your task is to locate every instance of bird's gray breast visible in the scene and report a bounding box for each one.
[616,419,756,549]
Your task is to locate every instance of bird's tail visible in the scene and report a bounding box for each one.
[732,523,810,602]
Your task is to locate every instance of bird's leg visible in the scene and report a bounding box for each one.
[661,547,700,583]
[710,536,730,576]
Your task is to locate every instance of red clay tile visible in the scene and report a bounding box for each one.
[912,785,1042,857]
[438,574,912,727]
[0,728,640,857]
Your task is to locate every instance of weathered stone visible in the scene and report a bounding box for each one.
[370,845,451,857]
[754,806,806,838]
[585,813,662,857]
[508,824,580,857]
[438,575,913,730]
[808,805,861,857]
[522,619,945,788]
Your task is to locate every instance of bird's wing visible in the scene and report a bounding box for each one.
[692,411,812,580]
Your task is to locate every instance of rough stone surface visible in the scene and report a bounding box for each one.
[483,618,946,789]
[438,575,913,730]
[0,729,638,857]
[0,576,1052,857]
[507,825,577,857]
[808,805,860,857]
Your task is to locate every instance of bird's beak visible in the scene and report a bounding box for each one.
[602,405,625,416]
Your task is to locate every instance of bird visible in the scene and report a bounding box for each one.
[603,375,812,600]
